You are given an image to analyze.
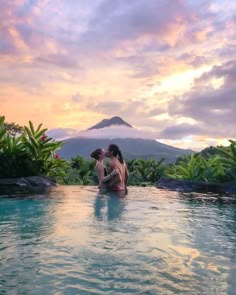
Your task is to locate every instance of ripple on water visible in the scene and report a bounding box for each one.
[0,186,236,295]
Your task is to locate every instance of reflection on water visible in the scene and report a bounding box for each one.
[0,186,236,295]
[0,196,58,294]
[0,196,56,240]
[94,192,126,221]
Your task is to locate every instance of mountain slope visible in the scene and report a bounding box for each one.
[59,137,192,163]
[88,116,132,130]
[58,116,193,163]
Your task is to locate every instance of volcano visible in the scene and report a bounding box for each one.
[58,116,192,163]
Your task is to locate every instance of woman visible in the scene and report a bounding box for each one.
[106,144,129,194]
[90,148,118,193]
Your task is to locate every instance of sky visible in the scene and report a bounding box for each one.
[1,0,236,150]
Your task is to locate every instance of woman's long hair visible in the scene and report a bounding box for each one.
[108,144,124,164]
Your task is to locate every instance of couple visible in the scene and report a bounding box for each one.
[90,144,128,195]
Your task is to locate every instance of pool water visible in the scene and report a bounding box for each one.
[0,186,236,295]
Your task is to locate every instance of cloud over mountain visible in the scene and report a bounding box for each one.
[79,125,156,139]
[1,0,235,150]
[47,117,157,140]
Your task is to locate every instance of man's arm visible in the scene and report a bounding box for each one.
[124,162,129,194]
[124,162,129,187]
[102,169,118,183]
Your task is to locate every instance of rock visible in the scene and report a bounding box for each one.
[24,176,56,188]
[0,176,56,196]
[156,178,236,195]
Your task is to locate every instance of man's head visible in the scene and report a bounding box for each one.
[106,144,119,157]
[106,144,124,163]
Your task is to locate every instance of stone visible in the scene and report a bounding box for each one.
[156,178,236,194]
[0,176,56,196]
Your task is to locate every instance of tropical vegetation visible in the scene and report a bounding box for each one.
[0,116,68,180]
[63,156,96,185]
[1,115,236,185]
[167,140,236,183]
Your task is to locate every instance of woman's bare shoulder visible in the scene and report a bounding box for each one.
[96,162,104,171]
[96,162,103,167]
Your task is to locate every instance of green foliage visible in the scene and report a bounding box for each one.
[217,139,236,181]
[62,157,166,186]
[165,140,236,183]
[166,153,226,182]
[2,114,235,186]
[0,133,42,177]
[0,116,68,180]
[0,116,7,140]
[127,158,165,186]
[3,122,24,136]
[167,153,201,181]
[195,146,223,159]
[57,139,236,185]
[62,156,95,185]
[175,154,192,165]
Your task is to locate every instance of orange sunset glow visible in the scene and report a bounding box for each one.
[1,0,236,150]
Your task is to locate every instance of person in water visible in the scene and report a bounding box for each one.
[90,148,118,193]
[105,144,129,194]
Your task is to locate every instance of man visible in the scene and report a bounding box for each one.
[103,144,129,194]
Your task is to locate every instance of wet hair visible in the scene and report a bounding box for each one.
[90,148,102,160]
[108,144,124,164]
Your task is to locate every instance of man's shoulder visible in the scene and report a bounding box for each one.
[110,158,117,166]
[110,158,120,168]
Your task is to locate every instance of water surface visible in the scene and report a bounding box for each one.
[0,186,236,294]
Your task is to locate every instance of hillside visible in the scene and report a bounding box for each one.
[59,137,192,163]
[87,116,132,130]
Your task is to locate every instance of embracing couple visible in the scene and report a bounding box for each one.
[90,144,128,195]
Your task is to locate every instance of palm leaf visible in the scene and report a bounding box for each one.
[0,128,6,140]
[35,123,43,134]
[35,128,48,139]
[29,121,35,136]
[0,116,5,126]
[24,126,33,139]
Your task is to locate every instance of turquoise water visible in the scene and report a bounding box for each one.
[0,186,236,295]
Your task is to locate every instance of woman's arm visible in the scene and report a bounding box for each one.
[97,161,118,183]
[102,169,118,182]
[96,163,105,185]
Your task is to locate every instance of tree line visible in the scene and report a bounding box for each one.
[1,116,235,185]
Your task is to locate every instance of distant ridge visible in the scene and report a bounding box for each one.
[59,138,192,163]
[58,116,193,163]
[88,116,132,130]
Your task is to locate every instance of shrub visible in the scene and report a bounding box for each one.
[0,116,68,180]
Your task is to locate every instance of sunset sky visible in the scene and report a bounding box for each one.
[1,0,235,150]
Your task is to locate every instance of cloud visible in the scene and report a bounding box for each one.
[83,99,168,129]
[46,127,80,140]
[35,54,81,69]
[80,0,191,52]
[178,53,210,67]
[168,59,236,138]
[197,60,236,87]
[1,0,236,151]
[72,93,82,103]
[159,123,204,139]
[47,124,161,141]
[76,125,157,139]
[0,1,43,54]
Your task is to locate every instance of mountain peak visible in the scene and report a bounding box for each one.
[88,116,132,130]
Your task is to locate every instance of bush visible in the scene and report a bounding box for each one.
[0,116,68,180]
[62,156,95,185]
